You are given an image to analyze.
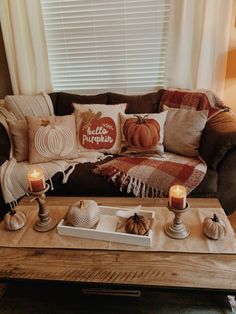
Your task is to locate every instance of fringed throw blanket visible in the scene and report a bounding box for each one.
[160,88,227,119]
[94,153,207,197]
[0,152,108,208]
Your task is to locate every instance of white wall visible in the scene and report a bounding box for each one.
[224,0,236,112]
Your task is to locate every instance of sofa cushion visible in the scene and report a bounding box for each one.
[74,103,126,154]
[27,115,78,164]
[119,111,167,155]
[108,90,164,114]
[48,157,128,197]
[191,168,217,196]
[163,105,208,157]
[54,92,108,116]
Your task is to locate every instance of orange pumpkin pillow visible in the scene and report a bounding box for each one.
[73,103,127,154]
[27,115,79,164]
[120,111,167,155]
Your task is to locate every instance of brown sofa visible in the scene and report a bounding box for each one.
[1,90,236,216]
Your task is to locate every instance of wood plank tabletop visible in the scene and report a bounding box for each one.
[19,196,221,209]
[0,196,235,292]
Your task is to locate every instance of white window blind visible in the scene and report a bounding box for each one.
[41,0,171,94]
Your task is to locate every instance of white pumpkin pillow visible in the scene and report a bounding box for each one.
[73,103,127,154]
[27,115,78,164]
[120,111,167,155]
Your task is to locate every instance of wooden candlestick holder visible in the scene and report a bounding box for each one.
[28,183,57,232]
[164,202,190,239]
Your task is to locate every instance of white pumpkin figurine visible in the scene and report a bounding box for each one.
[4,210,27,231]
[66,200,101,228]
[203,213,227,240]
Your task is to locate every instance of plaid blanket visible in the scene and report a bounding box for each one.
[94,152,207,197]
[160,88,227,119]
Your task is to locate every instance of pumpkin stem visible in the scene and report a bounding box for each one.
[10,209,16,215]
[212,213,219,222]
[133,213,140,222]
[134,115,148,124]
[78,200,84,209]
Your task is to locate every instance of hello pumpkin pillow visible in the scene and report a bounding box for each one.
[120,111,167,155]
[73,103,127,154]
[27,115,78,164]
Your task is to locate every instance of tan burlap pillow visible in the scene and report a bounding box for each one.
[74,103,126,154]
[163,105,208,157]
[119,111,167,155]
[27,115,78,164]
[7,120,28,161]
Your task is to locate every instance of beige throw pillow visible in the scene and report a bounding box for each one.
[8,120,28,162]
[27,115,78,164]
[163,105,208,157]
[119,111,167,155]
[74,103,127,154]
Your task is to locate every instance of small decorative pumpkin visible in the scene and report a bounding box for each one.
[66,200,101,228]
[203,214,227,240]
[123,115,160,149]
[125,213,150,235]
[4,210,27,231]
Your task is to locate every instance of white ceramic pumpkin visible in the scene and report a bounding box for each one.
[203,214,227,240]
[4,210,27,231]
[66,200,101,228]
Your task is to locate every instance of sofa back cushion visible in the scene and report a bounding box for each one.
[108,90,164,114]
[49,91,165,116]
[52,92,108,116]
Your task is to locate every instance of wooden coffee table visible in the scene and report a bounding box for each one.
[0,197,235,293]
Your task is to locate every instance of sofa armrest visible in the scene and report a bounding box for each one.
[200,110,236,169]
[0,122,10,167]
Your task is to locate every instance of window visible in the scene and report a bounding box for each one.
[41,0,171,94]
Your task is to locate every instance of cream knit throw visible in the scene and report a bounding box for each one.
[0,152,107,207]
[4,92,54,120]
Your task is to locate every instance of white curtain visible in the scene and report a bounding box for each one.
[0,0,52,95]
[165,0,233,98]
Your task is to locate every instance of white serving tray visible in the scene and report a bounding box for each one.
[57,206,155,247]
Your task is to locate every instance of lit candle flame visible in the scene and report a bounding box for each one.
[174,186,182,196]
[30,169,41,178]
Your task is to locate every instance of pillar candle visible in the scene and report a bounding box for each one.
[169,185,187,210]
[28,168,45,192]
